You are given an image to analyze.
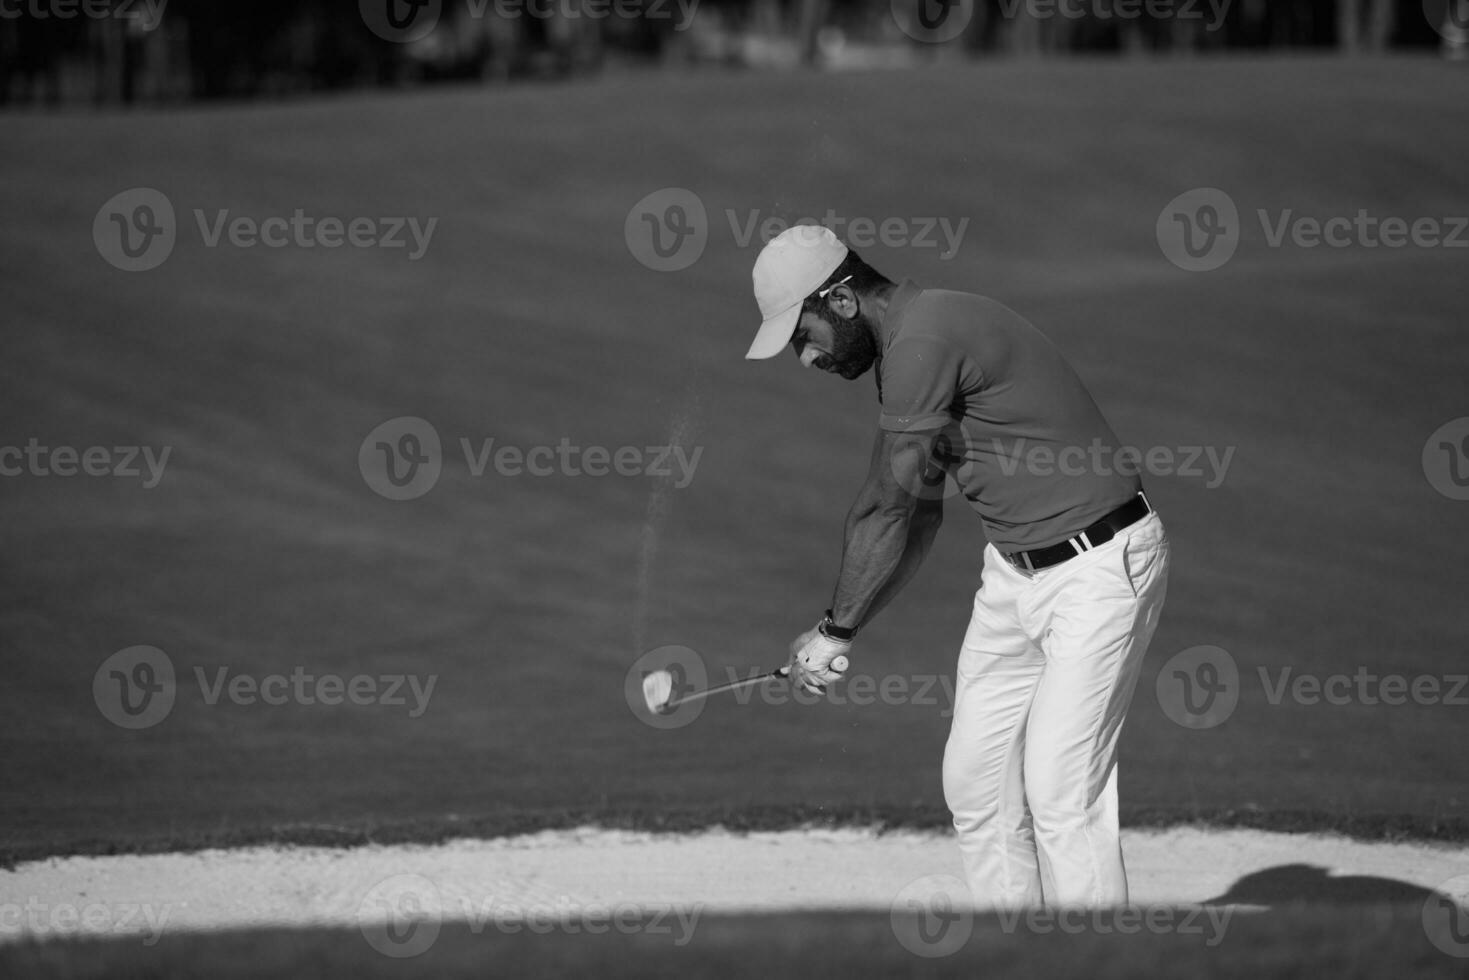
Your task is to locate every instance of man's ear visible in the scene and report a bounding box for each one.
[828,284,860,319]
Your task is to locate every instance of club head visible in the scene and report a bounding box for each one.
[641,669,674,714]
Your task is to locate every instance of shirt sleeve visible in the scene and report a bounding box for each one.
[877,337,962,433]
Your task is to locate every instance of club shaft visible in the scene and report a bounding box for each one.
[666,669,785,709]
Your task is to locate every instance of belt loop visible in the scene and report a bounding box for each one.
[1021,552,1035,573]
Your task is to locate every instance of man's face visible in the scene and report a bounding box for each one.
[791,291,878,380]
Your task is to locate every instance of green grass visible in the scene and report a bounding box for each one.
[2,56,1468,862]
[3,904,1466,979]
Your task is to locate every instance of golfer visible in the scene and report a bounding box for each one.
[747,225,1171,909]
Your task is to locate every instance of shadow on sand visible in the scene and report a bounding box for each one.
[1205,863,1450,907]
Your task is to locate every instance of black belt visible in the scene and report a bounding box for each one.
[1000,493,1153,573]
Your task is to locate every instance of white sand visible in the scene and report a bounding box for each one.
[3,827,1467,946]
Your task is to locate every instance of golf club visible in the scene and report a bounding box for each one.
[642,656,849,714]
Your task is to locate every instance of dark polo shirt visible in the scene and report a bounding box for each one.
[876,281,1141,552]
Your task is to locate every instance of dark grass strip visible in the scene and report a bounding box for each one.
[6,805,1469,869]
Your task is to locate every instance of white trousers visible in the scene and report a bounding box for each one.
[943,512,1170,909]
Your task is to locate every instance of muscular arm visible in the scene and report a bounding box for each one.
[829,428,946,632]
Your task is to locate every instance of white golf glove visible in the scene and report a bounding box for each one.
[787,624,851,696]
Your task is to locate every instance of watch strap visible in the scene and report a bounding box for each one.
[820,610,857,642]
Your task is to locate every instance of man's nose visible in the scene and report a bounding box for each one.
[799,346,822,369]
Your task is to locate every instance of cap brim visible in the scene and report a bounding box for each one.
[745,303,801,360]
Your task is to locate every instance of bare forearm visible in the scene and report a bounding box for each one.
[858,504,942,629]
[828,426,945,633]
[829,505,912,630]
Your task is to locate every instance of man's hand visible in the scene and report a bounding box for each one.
[787,625,851,695]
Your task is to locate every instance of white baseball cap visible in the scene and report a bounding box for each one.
[746,225,849,360]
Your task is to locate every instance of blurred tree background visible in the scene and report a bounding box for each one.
[0,0,1463,106]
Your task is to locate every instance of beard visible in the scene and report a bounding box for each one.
[814,305,879,380]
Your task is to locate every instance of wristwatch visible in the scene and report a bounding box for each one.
[819,610,857,642]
